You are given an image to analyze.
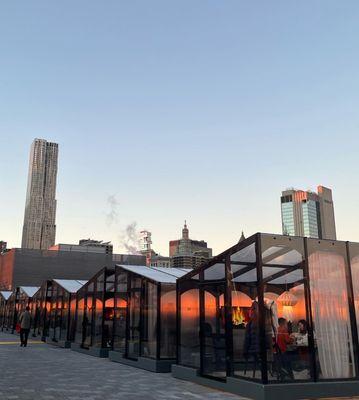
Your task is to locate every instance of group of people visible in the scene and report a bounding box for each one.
[244,300,309,381]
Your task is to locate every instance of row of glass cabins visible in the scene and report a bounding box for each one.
[2,233,359,400]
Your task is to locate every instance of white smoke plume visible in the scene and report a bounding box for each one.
[106,195,119,226]
[119,222,142,255]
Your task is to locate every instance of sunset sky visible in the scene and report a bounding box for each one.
[1,1,359,255]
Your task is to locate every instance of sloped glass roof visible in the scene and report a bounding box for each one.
[54,279,88,293]
[0,291,12,300]
[20,286,40,297]
[117,265,191,283]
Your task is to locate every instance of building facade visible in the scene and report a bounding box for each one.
[49,239,113,254]
[21,138,59,250]
[281,185,336,240]
[0,247,145,290]
[170,222,212,268]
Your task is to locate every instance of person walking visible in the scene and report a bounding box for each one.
[19,306,31,347]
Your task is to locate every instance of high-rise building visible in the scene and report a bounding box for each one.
[21,139,59,250]
[281,185,336,240]
[170,221,212,268]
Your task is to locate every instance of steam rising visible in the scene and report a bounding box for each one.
[106,195,142,255]
[119,222,141,255]
[106,195,119,226]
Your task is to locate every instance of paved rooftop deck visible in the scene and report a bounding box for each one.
[1,331,359,400]
[0,332,240,400]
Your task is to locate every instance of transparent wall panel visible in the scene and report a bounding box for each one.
[103,296,114,348]
[113,271,127,353]
[32,293,42,337]
[93,274,104,348]
[127,274,141,359]
[114,295,127,353]
[350,243,359,346]
[49,284,57,340]
[307,239,355,379]
[202,262,226,378]
[261,234,311,382]
[75,293,85,344]
[102,272,115,349]
[160,286,176,359]
[84,282,94,348]
[60,290,69,341]
[179,288,200,368]
[230,242,261,381]
[141,281,157,358]
[68,296,77,341]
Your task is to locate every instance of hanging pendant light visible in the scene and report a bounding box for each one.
[277,291,298,307]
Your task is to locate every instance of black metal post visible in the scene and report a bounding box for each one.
[224,253,234,377]
[100,270,107,349]
[112,268,118,351]
[139,277,144,358]
[255,233,268,384]
[176,280,181,365]
[125,272,131,358]
[156,283,161,360]
[199,270,205,375]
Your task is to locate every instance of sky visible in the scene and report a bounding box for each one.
[1,1,359,256]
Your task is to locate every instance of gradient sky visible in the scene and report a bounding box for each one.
[1,1,359,255]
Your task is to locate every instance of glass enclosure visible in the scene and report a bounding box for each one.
[31,280,87,342]
[112,265,186,361]
[177,233,359,384]
[0,287,39,333]
[0,291,12,331]
[74,268,115,349]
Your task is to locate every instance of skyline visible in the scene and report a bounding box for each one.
[1,2,359,255]
[0,135,350,256]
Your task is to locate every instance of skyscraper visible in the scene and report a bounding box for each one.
[21,138,59,249]
[281,185,336,240]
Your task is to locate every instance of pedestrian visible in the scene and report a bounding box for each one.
[19,306,31,347]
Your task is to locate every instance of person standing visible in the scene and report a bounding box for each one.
[19,306,31,347]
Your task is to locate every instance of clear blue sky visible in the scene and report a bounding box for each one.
[1,1,359,255]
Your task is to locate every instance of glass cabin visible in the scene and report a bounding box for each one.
[72,267,115,357]
[0,291,12,331]
[0,287,39,333]
[31,279,87,346]
[174,233,359,400]
[109,265,189,372]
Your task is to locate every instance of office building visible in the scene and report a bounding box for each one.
[281,185,336,239]
[21,139,59,250]
[170,222,212,268]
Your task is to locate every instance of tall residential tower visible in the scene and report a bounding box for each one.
[281,185,336,240]
[21,139,59,249]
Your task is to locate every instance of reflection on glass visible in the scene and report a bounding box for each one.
[114,296,127,353]
[128,290,141,359]
[202,290,226,378]
[179,289,200,368]
[141,281,157,358]
[160,287,176,359]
